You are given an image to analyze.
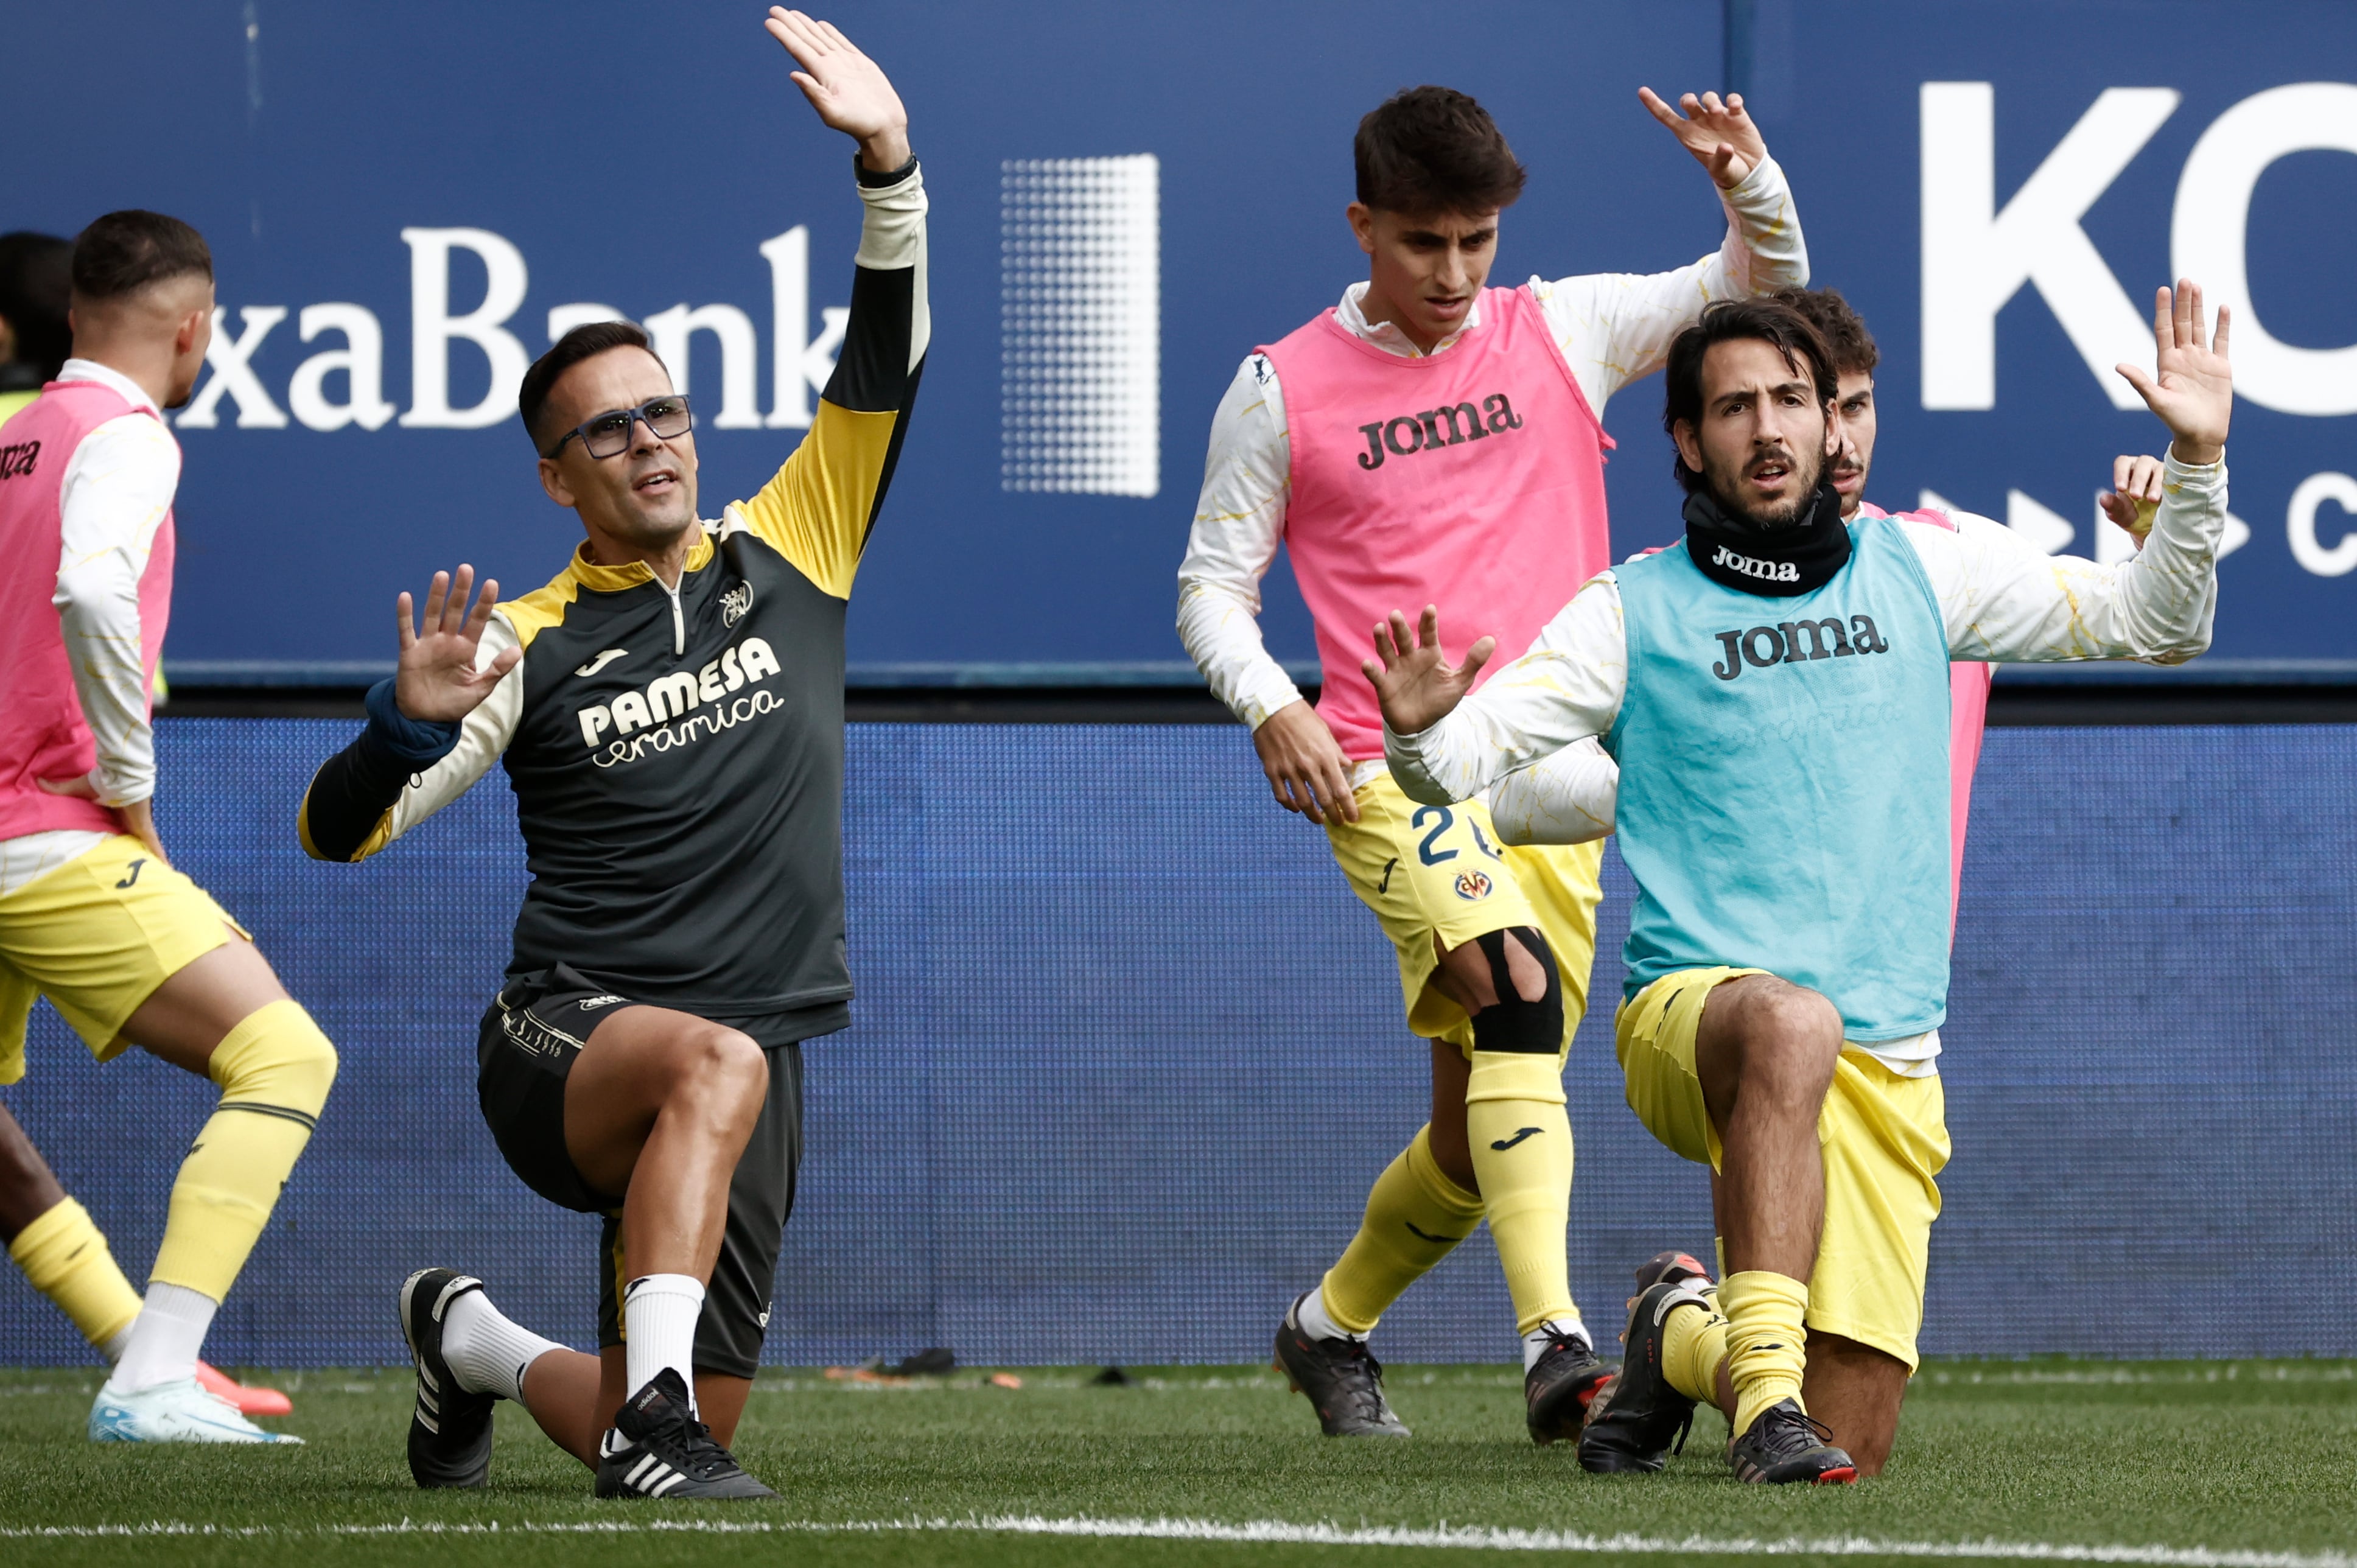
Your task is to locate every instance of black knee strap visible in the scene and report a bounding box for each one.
[1469,926,1563,1055]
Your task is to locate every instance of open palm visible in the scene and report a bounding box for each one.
[393,565,520,724]
[1362,606,1495,738]
[763,9,909,166]
[1638,87,1768,189]
[2116,281,2232,464]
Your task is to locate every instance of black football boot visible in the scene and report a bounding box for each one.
[398,1268,495,1489]
[1578,1250,1715,1474]
[1272,1293,1410,1437]
[1523,1324,1613,1446]
[1727,1398,1858,1485]
[595,1368,777,1500]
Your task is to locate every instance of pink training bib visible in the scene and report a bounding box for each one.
[1863,502,1992,930]
[1259,285,1616,760]
[0,381,177,839]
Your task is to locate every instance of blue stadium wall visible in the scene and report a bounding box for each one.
[12,1,2357,680]
[2,719,2351,1368]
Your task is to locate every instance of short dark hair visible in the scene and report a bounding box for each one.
[1354,85,1525,215]
[0,232,73,379]
[71,211,211,301]
[519,320,654,451]
[1661,298,1838,494]
[1773,285,1879,377]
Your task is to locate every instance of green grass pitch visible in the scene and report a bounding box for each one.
[2,1361,2353,1567]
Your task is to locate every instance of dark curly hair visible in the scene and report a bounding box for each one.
[1354,85,1525,215]
[1772,285,1879,377]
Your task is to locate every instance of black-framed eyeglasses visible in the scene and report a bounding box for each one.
[542,395,695,461]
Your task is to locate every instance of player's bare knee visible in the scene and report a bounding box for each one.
[1751,1023,1841,1105]
[675,1026,768,1118]
[1496,929,1550,1004]
[1711,978,1840,1097]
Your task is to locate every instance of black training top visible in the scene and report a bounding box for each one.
[298,159,928,1038]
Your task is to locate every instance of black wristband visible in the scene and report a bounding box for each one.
[854,150,919,189]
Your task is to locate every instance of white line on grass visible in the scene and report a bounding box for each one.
[1,1516,2351,1565]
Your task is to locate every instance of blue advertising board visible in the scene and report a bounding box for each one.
[11,1,2356,681]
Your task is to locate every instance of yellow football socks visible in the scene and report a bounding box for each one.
[8,1197,142,1353]
[1320,1124,1483,1335]
[1660,1295,1731,1409]
[150,1000,337,1300]
[1463,1050,1577,1335]
[1720,1269,1810,1438]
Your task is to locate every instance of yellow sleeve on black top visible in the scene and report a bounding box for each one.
[735,161,928,601]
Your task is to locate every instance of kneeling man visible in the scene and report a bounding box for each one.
[1366,285,2230,1481]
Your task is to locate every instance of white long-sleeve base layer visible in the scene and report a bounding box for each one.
[0,358,179,898]
[1386,455,2229,1074]
[1175,156,1810,743]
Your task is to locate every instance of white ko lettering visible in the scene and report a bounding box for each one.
[1921,83,2179,411]
[1922,79,2357,416]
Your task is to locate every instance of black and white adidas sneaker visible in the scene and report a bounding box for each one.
[398,1267,495,1489]
[594,1368,777,1500]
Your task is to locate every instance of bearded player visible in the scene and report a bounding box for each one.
[1177,84,1807,1442]
[296,12,923,1500]
[1489,285,2172,878]
[1480,288,2173,1477]
[0,212,335,1444]
[1371,286,2229,1481]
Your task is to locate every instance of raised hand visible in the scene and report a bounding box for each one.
[763,8,910,172]
[2099,452,2168,544]
[394,565,521,724]
[1361,606,1494,739]
[2115,282,2231,466]
[1638,87,1767,189]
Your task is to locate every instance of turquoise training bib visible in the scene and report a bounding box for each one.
[1607,515,1953,1041]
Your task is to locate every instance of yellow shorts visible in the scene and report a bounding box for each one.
[0,835,247,1083]
[1325,769,1603,1057]
[1614,967,1950,1370]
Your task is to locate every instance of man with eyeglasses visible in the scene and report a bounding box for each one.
[296,10,924,1500]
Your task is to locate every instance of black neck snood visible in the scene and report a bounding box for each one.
[1683,483,1851,597]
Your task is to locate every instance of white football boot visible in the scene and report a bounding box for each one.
[88,1376,304,1443]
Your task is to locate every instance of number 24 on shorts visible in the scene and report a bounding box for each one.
[1412,804,1505,866]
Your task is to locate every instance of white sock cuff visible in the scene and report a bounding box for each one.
[1521,1316,1591,1370]
[111,1281,219,1394]
[623,1273,707,1307]
[442,1287,566,1404]
[1295,1288,1361,1343]
[622,1273,706,1412]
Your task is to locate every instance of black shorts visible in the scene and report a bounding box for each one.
[476,963,805,1379]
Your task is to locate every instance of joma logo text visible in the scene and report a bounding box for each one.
[0,441,40,480]
[1355,394,1523,471]
[1711,615,1891,681]
[1709,544,1800,584]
